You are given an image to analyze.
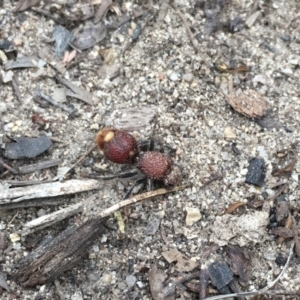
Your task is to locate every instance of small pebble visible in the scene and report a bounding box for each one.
[224,126,236,139]
[185,207,201,226]
[182,73,193,82]
[168,71,181,81]
[90,123,99,130]
[2,70,14,83]
[10,233,20,243]
[37,209,47,217]
[13,37,23,46]
[208,120,214,127]
[126,275,137,288]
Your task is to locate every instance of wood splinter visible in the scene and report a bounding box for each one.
[14,184,190,287]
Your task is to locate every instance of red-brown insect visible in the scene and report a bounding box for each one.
[95,128,182,187]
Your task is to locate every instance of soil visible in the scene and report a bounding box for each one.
[1,0,300,299]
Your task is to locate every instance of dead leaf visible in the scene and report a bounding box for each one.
[225,202,246,214]
[38,47,67,75]
[94,0,112,24]
[216,62,248,74]
[292,219,300,257]
[149,265,173,300]
[270,227,294,238]
[69,4,94,21]
[62,50,77,65]
[113,106,157,131]
[226,90,270,119]
[55,75,94,105]
[161,249,198,272]
[72,21,107,50]
[14,0,41,12]
[0,232,6,250]
[98,64,120,80]
[275,201,290,222]
[272,158,297,176]
[227,244,251,286]
[146,214,161,235]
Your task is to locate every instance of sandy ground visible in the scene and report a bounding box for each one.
[1,0,300,299]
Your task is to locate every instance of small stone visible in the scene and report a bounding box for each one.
[90,123,99,130]
[102,273,112,284]
[9,233,20,243]
[71,292,83,300]
[185,207,201,226]
[182,73,193,82]
[11,125,19,132]
[208,120,214,127]
[2,70,14,83]
[13,37,23,46]
[224,126,236,139]
[37,209,47,217]
[168,71,181,81]
[126,275,137,288]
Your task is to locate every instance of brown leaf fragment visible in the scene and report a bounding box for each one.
[98,64,120,80]
[227,244,251,286]
[13,218,107,287]
[71,21,107,50]
[225,201,246,214]
[14,0,41,11]
[199,269,209,300]
[12,75,22,103]
[69,4,94,21]
[270,227,294,238]
[292,219,300,257]
[55,75,94,105]
[272,158,297,176]
[226,90,270,119]
[94,0,112,24]
[0,232,6,250]
[161,249,198,272]
[216,62,248,74]
[113,106,157,131]
[275,201,290,222]
[146,214,161,235]
[38,47,67,75]
[148,265,173,300]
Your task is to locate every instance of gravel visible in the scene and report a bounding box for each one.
[1,0,300,299]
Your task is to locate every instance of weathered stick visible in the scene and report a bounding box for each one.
[95,184,190,219]
[0,179,101,204]
[14,217,108,287]
[14,184,191,287]
[22,202,84,236]
[18,159,62,174]
[21,184,190,236]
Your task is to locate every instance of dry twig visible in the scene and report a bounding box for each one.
[0,179,101,204]
[21,184,190,236]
